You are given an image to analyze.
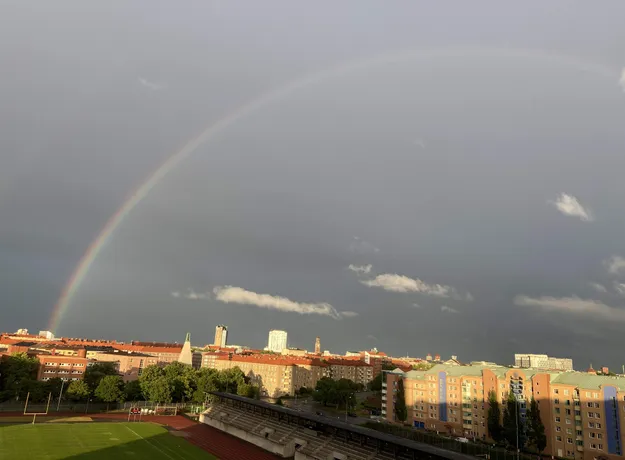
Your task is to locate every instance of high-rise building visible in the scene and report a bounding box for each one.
[214,325,228,348]
[315,337,321,355]
[38,330,55,340]
[267,330,287,353]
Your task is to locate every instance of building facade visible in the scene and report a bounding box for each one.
[37,350,88,381]
[382,364,625,460]
[267,330,288,353]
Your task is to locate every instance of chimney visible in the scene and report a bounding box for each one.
[77,348,87,358]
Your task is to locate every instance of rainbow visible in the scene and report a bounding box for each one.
[47,46,620,333]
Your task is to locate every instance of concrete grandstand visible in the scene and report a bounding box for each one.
[201,392,476,460]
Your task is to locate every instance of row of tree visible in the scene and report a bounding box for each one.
[487,392,547,453]
[0,353,260,405]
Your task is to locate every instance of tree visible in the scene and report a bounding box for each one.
[84,362,118,392]
[95,375,124,404]
[526,398,547,452]
[275,397,284,406]
[66,380,91,402]
[395,379,407,422]
[123,380,144,402]
[502,393,525,449]
[313,377,337,406]
[368,373,383,392]
[0,353,39,401]
[487,391,503,443]
[141,376,172,403]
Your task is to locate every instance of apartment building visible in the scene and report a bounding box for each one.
[37,349,88,381]
[382,364,625,460]
[515,354,574,371]
[326,358,374,386]
[213,354,328,397]
[89,350,158,381]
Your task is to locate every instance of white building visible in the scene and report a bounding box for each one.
[39,330,55,340]
[267,330,288,353]
[514,353,573,371]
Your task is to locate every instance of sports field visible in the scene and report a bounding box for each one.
[0,422,217,459]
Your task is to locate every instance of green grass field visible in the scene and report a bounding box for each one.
[0,422,217,459]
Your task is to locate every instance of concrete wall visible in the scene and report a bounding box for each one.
[200,413,296,458]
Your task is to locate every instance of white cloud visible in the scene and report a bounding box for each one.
[361,273,455,297]
[171,291,181,298]
[349,236,380,254]
[367,335,378,341]
[514,295,625,321]
[213,286,342,319]
[440,305,459,314]
[465,293,474,302]
[620,68,625,92]
[340,311,359,318]
[138,77,166,91]
[412,303,421,309]
[589,283,607,293]
[348,264,372,275]
[549,193,592,221]
[605,256,625,275]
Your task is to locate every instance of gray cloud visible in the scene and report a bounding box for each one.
[340,311,359,318]
[213,286,342,319]
[589,282,607,293]
[172,290,210,300]
[348,236,380,254]
[620,68,625,92]
[614,282,625,296]
[514,295,625,322]
[440,305,459,314]
[605,256,625,275]
[138,77,166,91]
[549,193,593,221]
[348,264,372,275]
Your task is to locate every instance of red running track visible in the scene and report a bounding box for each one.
[92,414,281,460]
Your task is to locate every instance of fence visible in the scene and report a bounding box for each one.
[360,422,544,460]
[0,400,118,414]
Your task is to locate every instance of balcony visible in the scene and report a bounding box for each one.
[382,388,387,394]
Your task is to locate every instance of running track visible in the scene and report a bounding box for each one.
[92,413,281,460]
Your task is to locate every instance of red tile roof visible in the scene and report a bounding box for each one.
[218,354,328,367]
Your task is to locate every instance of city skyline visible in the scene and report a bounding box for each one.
[2,2,625,369]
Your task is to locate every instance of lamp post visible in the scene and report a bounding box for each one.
[56,379,65,412]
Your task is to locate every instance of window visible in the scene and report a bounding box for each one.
[597,434,603,439]
[586,392,591,397]
[555,398,560,404]
[598,444,603,450]
[566,428,572,435]
[590,433,596,438]
[554,389,560,395]
[596,423,602,429]
[593,393,599,398]
[588,413,595,418]
[595,413,601,419]
[556,417,561,423]
[594,402,600,408]
[576,430,582,436]
[567,438,573,444]
[588,422,595,428]
[566,409,571,415]
[555,408,561,414]
[556,427,562,432]
[556,436,562,442]
[564,389,569,395]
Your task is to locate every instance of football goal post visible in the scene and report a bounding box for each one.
[24,392,52,424]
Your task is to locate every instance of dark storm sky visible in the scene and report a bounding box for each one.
[1,1,625,369]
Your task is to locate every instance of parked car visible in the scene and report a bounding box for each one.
[347,412,357,417]
[315,411,324,416]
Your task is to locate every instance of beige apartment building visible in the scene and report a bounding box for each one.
[326,358,374,387]
[212,355,328,397]
[383,364,625,460]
